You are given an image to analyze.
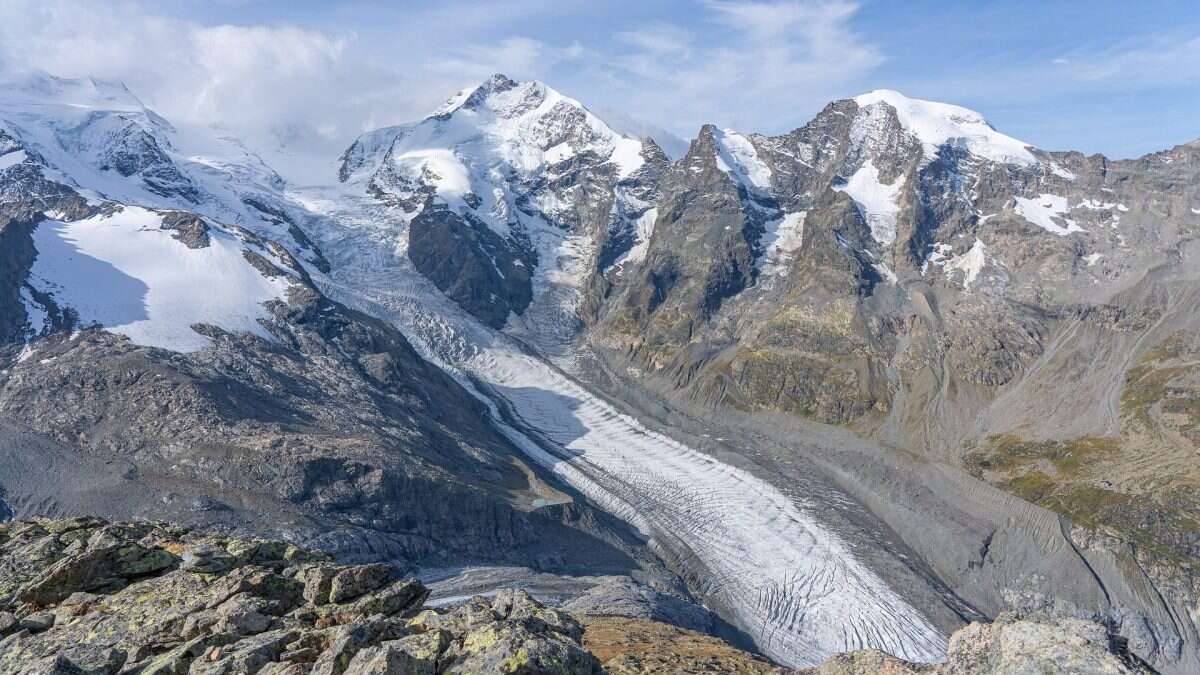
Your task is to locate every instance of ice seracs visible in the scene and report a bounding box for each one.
[854,89,1037,166]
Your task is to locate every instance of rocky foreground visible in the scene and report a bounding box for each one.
[0,518,1156,674]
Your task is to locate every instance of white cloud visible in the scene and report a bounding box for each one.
[591,0,883,136]
[0,0,885,169]
[616,24,695,59]
[0,1,377,149]
[1053,35,1200,87]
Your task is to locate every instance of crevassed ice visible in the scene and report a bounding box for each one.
[309,198,950,669]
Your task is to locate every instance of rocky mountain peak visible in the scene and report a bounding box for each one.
[430,73,610,130]
[849,89,1037,166]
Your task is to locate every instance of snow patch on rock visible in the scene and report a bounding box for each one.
[612,207,659,270]
[759,211,806,276]
[836,159,902,245]
[27,206,292,352]
[1015,194,1084,236]
[943,238,989,287]
[872,262,898,284]
[713,129,772,193]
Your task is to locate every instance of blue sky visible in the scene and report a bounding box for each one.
[1,0,1197,158]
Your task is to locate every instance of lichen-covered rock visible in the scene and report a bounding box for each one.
[0,518,603,675]
[801,613,1154,674]
[328,564,392,604]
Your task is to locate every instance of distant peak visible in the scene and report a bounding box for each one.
[854,89,987,125]
[850,88,1037,166]
[482,73,518,91]
[430,73,547,120]
[0,71,145,112]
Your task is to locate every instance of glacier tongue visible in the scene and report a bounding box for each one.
[307,191,949,668]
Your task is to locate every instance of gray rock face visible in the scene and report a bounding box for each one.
[407,207,535,328]
[0,143,666,586]
[572,91,1200,672]
[802,612,1154,674]
[157,210,211,248]
[560,576,715,634]
[0,518,602,675]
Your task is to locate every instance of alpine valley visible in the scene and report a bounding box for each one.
[0,72,1197,673]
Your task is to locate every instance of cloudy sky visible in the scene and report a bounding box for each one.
[1,0,1197,160]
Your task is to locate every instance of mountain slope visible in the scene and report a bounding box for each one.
[578,89,1200,674]
[0,76,669,587]
[2,71,1199,674]
[337,74,667,341]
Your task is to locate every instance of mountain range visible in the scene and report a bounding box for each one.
[0,71,1197,673]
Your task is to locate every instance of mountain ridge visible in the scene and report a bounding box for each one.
[0,72,1198,673]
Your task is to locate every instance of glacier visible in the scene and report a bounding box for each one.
[299,185,950,667]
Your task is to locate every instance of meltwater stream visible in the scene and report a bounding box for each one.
[303,192,949,667]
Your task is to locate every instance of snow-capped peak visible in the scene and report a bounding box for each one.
[342,74,649,196]
[853,89,1036,166]
[430,73,520,119]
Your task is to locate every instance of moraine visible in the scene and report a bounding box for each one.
[300,184,951,667]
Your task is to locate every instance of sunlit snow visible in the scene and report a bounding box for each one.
[713,128,772,192]
[27,207,291,352]
[1014,194,1084,235]
[854,90,1037,166]
[836,159,902,245]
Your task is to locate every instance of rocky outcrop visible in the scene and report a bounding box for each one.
[0,518,602,675]
[4,517,1154,675]
[801,613,1154,674]
[407,207,535,329]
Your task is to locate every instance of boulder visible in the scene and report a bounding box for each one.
[329,564,393,604]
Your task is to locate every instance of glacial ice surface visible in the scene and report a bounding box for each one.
[306,189,949,667]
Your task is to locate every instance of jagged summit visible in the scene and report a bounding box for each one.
[432,72,521,118]
[340,74,648,188]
